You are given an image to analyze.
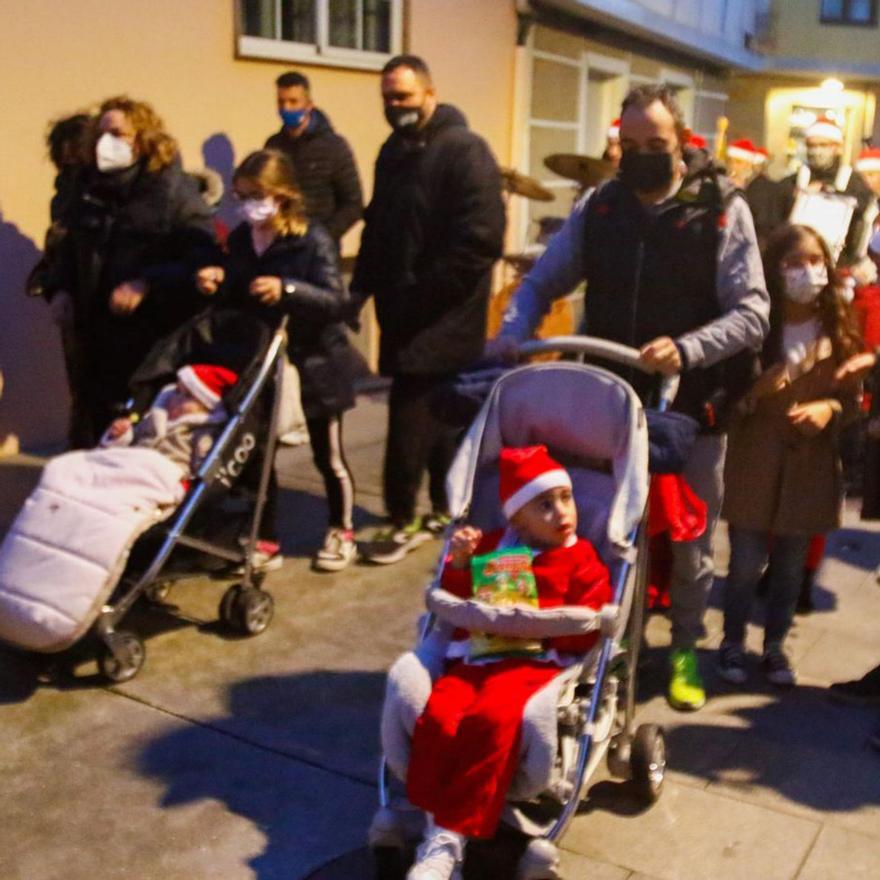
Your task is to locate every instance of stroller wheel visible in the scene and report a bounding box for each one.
[630,723,666,803]
[98,631,146,683]
[220,584,274,635]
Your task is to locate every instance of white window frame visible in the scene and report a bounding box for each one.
[236,0,403,72]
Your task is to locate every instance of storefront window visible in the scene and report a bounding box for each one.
[820,0,877,26]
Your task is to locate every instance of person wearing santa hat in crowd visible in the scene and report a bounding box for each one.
[602,118,621,168]
[726,138,762,190]
[102,363,237,479]
[742,144,787,250]
[856,146,880,205]
[381,445,613,879]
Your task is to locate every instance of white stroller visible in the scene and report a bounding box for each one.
[372,337,677,879]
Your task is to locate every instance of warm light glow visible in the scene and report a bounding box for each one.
[821,78,845,93]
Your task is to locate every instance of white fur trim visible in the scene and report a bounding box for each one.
[176,365,220,410]
[857,158,880,173]
[503,469,572,519]
[727,145,758,163]
[806,121,843,143]
[607,125,620,140]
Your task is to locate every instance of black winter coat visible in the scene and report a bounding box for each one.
[265,109,363,242]
[352,104,506,376]
[216,222,355,418]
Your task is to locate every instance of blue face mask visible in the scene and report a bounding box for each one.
[280,108,308,129]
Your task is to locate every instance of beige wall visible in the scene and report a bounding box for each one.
[0,0,517,449]
[771,0,880,65]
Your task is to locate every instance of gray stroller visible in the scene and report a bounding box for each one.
[371,337,677,879]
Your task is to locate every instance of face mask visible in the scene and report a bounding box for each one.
[385,105,423,135]
[280,108,308,129]
[239,196,278,226]
[619,150,675,193]
[96,132,135,173]
[806,145,837,173]
[783,263,828,304]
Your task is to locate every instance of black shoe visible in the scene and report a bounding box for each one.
[795,569,815,615]
[828,664,880,706]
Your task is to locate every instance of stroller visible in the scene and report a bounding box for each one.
[372,337,677,879]
[0,309,288,683]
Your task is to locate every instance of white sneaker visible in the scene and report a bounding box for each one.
[407,827,465,880]
[312,528,357,572]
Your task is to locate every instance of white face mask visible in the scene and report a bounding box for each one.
[239,196,278,226]
[95,132,135,172]
[783,263,828,304]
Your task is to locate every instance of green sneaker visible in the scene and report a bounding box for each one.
[363,518,432,565]
[422,511,452,535]
[668,648,706,711]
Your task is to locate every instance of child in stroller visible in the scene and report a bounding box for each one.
[388,444,616,880]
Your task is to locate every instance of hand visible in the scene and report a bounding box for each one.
[109,279,147,315]
[598,603,619,637]
[787,400,834,436]
[639,336,682,376]
[196,266,225,296]
[834,351,876,387]
[249,276,282,306]
[48,290,74,326]
[449,526,483,569]
[108,417,132,439]
[750,364,790,401]
[851,256,878,288]
[484,336,520,364]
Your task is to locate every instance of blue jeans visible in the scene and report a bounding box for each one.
[723,527,810,649]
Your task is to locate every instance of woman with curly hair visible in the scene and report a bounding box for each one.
[718,223,863,688]
[48,95,215,446]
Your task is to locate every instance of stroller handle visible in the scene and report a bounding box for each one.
[517,335,680,408]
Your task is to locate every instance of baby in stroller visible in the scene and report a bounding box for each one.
[386,445,615,880]
[101,362,238,481]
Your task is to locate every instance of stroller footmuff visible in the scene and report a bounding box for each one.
[373,349,669,878]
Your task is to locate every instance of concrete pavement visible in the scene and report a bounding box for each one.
[1,393,879,880]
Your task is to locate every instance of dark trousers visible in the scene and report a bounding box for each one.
[383,374,458,526]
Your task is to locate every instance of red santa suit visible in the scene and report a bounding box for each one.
[406,446,612,839]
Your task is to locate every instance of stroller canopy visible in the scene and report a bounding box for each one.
[446,362,649,560]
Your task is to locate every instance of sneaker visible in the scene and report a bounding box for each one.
[407,827,464,880]
[237,539,283,574]
[718,642,748,685]
[364,519,432,565]
[312,528,357,572]
[422,511,452,536]
[828,664,880,706]
[762,644,796,687]
[668,648,706,711]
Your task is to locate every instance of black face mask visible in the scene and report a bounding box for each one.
[619,150,675,194]
[385,105,423,136]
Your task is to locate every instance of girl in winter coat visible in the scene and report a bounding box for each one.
[196,150,357,573]
[719,223,862,687]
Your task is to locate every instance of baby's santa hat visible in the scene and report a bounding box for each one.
[607,118,620,141]
[177,364,238,409]
[500,445,572,519]
[805,116,843,143]
[727,138,760,163]
[856,147,880,173]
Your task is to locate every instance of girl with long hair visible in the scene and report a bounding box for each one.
[196,150,357,572]
[719,223,862,687]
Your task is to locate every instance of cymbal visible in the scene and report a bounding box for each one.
[544,153,615,187]
[500,167,555,201]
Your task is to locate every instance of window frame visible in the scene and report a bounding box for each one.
[819,0,878,27]
[236,0,404,71]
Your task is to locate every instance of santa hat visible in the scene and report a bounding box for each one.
[607,118,620,140]
[500,445,572,519]
[754,146,769,164]
[857,147,880,172]
[176,364,238,409]
[688,133,707,150]
[805,116,843,143]
[727,138,760,163]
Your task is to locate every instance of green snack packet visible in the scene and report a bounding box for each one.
[469,546,544,660]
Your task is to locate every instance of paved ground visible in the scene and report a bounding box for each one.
[1,394,879,880]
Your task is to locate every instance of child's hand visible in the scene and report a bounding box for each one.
[108,417,132,439]
[751,364,789,401]
[250,276,282,305]
[196,266,225,296]
[788,400,835,436]
[449,526,482,569]
[834,351,876,387]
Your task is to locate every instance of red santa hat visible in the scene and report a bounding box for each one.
[754,146,769,164]
[176,364,238,409]
[688,133,707,150]
[726,138,760,163]
[857,147,880,173]
[607,118,620,141]
[805,116,843,143]
[499,445,572,519]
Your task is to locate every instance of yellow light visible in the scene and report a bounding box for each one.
[821,78,845,93]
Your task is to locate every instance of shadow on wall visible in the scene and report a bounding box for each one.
[0,210,67,450]
[202,132,238,232]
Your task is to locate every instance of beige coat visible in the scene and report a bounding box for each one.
[722,336,857,535]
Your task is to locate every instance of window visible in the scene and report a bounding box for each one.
[237,0,403,70]
[820,0,877,25]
